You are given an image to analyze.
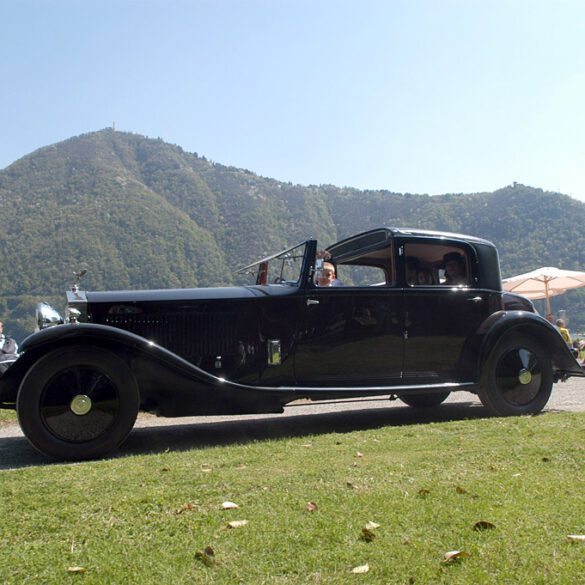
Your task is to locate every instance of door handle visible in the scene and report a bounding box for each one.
[306,299,320,306]
[467,296,483,302]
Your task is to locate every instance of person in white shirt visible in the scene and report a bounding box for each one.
[316,262,342,287]
[0,321,18,374]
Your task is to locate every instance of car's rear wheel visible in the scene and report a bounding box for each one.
[478,335,553,416]
[399,391,451,408]
[17,346,139,460]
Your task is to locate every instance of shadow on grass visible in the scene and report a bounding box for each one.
[0,400,490,470]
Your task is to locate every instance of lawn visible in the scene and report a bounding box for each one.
[0,408,17,424]
[1,412,584,584]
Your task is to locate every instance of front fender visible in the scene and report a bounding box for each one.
[478,311,584,378]
[19,323,155,354]
[2,324,291,414]
[18,323,252,389]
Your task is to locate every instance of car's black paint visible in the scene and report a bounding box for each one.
[2,227,583,459]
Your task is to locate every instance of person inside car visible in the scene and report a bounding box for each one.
[316,262,342,287]
[406,256,421,285]
[406,257,434,285]
[443,252,467,285]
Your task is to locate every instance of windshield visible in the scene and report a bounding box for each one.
[236,241,308,286]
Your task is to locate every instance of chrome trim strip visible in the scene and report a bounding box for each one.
[270,382,474,393]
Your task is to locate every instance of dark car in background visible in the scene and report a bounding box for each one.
[1,227,582,460]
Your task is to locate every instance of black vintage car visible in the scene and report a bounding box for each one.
[1,228,582,460]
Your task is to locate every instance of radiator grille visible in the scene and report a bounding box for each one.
[102,312,238,358]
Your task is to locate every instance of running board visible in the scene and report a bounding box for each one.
[281,381,475,395]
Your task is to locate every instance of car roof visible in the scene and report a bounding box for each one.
[328,227,495,256]
[389,227,496,246]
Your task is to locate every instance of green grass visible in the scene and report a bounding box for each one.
[1,413,585,584]
[0,408,17,424]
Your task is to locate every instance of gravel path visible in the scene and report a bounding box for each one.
[1,377,584,469]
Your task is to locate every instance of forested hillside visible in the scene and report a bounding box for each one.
[2,129,585,341]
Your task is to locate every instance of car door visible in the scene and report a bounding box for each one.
[401,239,492,383]
[294,271,403,387]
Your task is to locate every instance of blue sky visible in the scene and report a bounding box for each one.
[2,0,585,201]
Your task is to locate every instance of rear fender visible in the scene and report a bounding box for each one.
[478,311,584,378]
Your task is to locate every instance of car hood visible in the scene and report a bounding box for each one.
[83,285,297,304]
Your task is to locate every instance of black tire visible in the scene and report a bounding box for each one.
[16,346,139,460]
[478,335,553,416]
[399,391,451,408]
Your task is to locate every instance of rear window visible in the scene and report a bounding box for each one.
[404,242,471,286]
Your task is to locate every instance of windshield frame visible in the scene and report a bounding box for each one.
[236,240,316,288]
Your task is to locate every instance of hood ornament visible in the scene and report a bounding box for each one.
[71,268,88,293]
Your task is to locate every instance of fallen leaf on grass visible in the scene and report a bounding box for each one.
[227,520,248,529]
[356,451,364,458]
[473,521,496,531]
[443,550,470,563]
[351,563,369,574]
[301,443,312,448]
[567,535,585,541]
[195,546,215,567]
[306,501,318,512]
[455,486,467,494]
[67,567,86,574]
[361,521,380,542]
[175,502,197,515]
[222,501,239,510]
[418,488,431,497]
[346,481,356,489]
[200,464,212,473]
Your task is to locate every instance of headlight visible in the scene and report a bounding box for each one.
[65,307,81,324]
[35,303,64,331]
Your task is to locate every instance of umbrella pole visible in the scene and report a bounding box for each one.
[545,280,551,319]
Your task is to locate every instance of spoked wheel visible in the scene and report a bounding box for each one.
[399,391,451,408]
[478,335,553,416]
[17,346,139,460]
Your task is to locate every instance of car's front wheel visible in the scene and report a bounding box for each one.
[399,391,451,408]
[478,335,553,416]
[17,346,139,460]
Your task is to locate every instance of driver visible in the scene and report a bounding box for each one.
[316,262,341,287]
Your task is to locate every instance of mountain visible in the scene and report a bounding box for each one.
[2,129,585,341]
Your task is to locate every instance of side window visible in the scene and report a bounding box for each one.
[329,244,394,287]
[404,243,471,286]
[337,264,389,286]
